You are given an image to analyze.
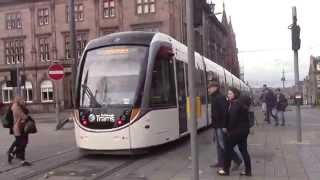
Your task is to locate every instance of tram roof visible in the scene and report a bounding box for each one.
[86,31,156,50]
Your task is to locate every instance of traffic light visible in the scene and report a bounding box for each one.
[291,25,301,50]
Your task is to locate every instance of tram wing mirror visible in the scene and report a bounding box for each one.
[157,46,174,59]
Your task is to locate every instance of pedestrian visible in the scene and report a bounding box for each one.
[261,85,277,124]
[6,103,16,164]
[218,87,252,176]
[275,88,288,126]
[8,96,31,166]
[208,81,242,170]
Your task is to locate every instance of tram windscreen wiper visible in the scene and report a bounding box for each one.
[81,84,102,108]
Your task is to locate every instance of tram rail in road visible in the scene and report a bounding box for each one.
[17,128,209,180]
[0,147,78,175]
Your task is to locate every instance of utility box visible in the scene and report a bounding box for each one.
[294,93,303,105]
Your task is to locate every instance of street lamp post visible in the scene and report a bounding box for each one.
[69,0,77,108]
[289,6,302,142]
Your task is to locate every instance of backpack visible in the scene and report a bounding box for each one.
[2,107,13,128]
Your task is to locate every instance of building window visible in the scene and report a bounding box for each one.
[65,33,88,59]
[65,37,71,59]
[41,80,53,102]
[76,33,87,58]
[317,63,320,71]
[4,39,24,64]
[21,81,33,103]
[38,8,49,26]
[5,13,22,30]
[131,23,160,32]
[39,37,50,62]
[66,4,84,22]
[103,0,116,18]
[1,84,13,104]
[136,0,155,15]
[317,75,320,81]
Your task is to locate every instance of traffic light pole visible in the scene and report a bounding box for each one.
[294,50,302,142]
[69,0,77,108]
[291,7,302,142]
[186,0,199,180]
[15,65,21,97]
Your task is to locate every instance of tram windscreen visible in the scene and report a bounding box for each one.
[80,46,147,108]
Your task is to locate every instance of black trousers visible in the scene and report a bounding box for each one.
[224,131,251,174]
[265,106,277,123]
[9,135,28,161]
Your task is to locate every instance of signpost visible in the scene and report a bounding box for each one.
[48,64,64,81]
[48,64,64,130]
[186,0,199,180]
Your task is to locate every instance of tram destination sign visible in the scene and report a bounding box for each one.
[48,64,64,80]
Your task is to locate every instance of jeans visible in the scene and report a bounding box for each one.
[215,128,242,166]
[276,110,285,125]
[265,107,277,123]
[224,131,252,174]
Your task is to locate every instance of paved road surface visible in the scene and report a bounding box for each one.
[1,106,320,180]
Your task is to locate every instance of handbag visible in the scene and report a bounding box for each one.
[24,116,37,134]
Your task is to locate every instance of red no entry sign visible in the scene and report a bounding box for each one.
[48,64,64,80]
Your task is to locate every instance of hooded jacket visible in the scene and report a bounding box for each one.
[226,99,250,136]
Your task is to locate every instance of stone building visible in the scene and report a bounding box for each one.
[0,0,239,112]
[304,56,320,105]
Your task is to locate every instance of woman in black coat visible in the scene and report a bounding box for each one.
[218,87,252,176]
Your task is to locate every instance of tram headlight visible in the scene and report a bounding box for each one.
[82,119,89,126]
[116,119,124,126]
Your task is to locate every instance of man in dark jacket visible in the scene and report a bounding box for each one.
[275,88,288,126]
[208,81,242,169]
[262,85,277,124]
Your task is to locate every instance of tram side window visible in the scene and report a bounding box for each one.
[149,57,176,107]
[219,75,226,95]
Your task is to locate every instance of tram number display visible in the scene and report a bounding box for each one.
[103,48,129,55]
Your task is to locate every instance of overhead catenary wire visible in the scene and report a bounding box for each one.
[238,45,320,54]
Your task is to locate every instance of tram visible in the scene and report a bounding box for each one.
[73,31,250,153]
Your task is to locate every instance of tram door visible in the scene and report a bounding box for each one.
[176,61,188,134]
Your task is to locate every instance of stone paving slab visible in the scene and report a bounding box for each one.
[143,108,320,180]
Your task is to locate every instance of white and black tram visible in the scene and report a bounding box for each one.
[73,31,250,153]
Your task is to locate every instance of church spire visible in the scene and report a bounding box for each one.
[221,2,228,27]
[229,16,234,32]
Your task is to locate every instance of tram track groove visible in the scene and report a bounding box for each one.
[88,159,137,180]
[12,130,211,180]
[17,155,82,180]
[0,147,78,175]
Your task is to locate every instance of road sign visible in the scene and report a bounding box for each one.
[48,64,64,80]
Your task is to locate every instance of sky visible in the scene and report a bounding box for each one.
[209,0,320,88]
